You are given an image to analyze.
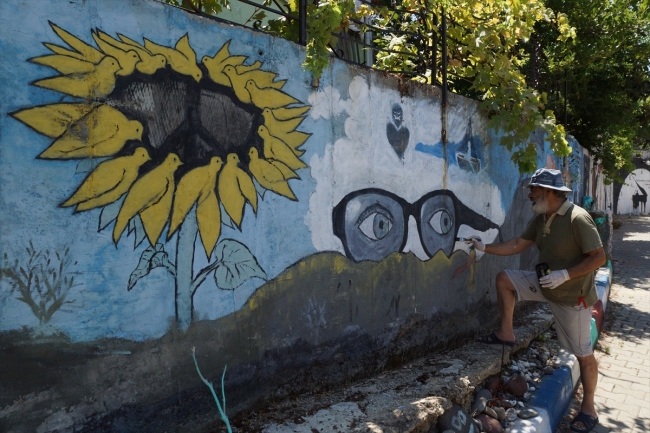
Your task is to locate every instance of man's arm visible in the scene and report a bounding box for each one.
[567,247,607,279]
[475,237,535,256]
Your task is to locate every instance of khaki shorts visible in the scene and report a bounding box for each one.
[505,270,594,357]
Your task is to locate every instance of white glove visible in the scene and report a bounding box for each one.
[539,269,570,289]
[465,236,485,252]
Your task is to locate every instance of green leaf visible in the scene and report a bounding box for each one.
[213,240,266,290]
[127,243,175,290]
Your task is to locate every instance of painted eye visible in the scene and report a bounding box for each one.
[357,207,394,241]
[429,209,453,235]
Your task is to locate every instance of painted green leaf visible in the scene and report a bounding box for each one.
[127,243,175,290]
[128,245,156,291]
[213,239,266,290]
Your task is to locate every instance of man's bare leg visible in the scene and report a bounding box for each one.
[495,270,517,342]
[572,354,599,429]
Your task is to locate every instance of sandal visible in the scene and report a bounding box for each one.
[476,332,516,346]
[570,411,599,433]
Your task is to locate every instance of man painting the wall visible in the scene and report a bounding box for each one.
[468,168,606,433]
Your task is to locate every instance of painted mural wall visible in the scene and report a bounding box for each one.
[0,0,600,431]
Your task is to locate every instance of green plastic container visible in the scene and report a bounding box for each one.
[590,317,598,347]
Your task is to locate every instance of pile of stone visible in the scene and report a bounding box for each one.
[464,332,560,433]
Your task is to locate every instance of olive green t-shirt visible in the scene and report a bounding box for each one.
[520,200,603,306]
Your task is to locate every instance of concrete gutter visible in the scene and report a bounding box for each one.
[254,304,553,432]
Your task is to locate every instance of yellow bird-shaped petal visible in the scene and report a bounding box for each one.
[223,65,285,92]
[218,154,258,227]
[207,40,234,64]
[196,188,222,259]
[268,158,299,180]
[222,65,252,103]
[139,185,176,246]
[39,105,143,159]
[33,56,121,98]
[117,33,147,49]
[103,32,167,74]
[258,125,307,171]
[234,60,262,74]
[262,108,305,136]
[271,129,311,155]
[113,153,183,245]
[61,147,151,211]
[145,34,202,82]
[248,148,297,200]
[43,43,96,62]
[29,54,96,75]
[168,156,223,238]
[92,31,141,76]
[10,102,97,138]
[201,41,247,86]
[271,105,310,120]
[49,22,104,64]
[245,80,299,109]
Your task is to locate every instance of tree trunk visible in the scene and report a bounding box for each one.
[175,211,197,332]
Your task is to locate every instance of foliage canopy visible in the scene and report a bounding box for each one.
[527,0,650,181]
[164,0,649,178]
[367,0,575,172]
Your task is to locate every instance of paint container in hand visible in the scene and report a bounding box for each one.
[535,263,550,280]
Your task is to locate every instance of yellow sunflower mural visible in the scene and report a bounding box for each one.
[10,22,311,330]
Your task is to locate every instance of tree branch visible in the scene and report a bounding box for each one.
[4,268,41,319]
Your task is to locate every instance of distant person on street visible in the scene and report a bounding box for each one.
[468,168,606,433]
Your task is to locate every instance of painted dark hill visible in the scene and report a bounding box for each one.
[1,248,500,432]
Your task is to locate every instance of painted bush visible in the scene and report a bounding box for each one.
[0,0,595,431]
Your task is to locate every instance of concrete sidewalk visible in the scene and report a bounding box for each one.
[591,216,650,432]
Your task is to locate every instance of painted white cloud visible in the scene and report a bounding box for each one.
[308,86,348,120]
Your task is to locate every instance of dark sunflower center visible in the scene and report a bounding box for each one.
[107,65,264,178]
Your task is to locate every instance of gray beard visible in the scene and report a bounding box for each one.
[532,199,549,214]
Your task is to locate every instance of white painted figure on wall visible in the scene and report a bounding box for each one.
[617,169,650,215]
[632,181,647,214]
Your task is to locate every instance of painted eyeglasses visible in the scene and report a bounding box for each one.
[332,188,499,262]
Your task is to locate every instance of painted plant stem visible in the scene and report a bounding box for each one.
[192,347,232,433]
[175,211,198,331]
[174,210,245,330]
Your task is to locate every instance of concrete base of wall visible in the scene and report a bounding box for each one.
[241,304,554,432]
